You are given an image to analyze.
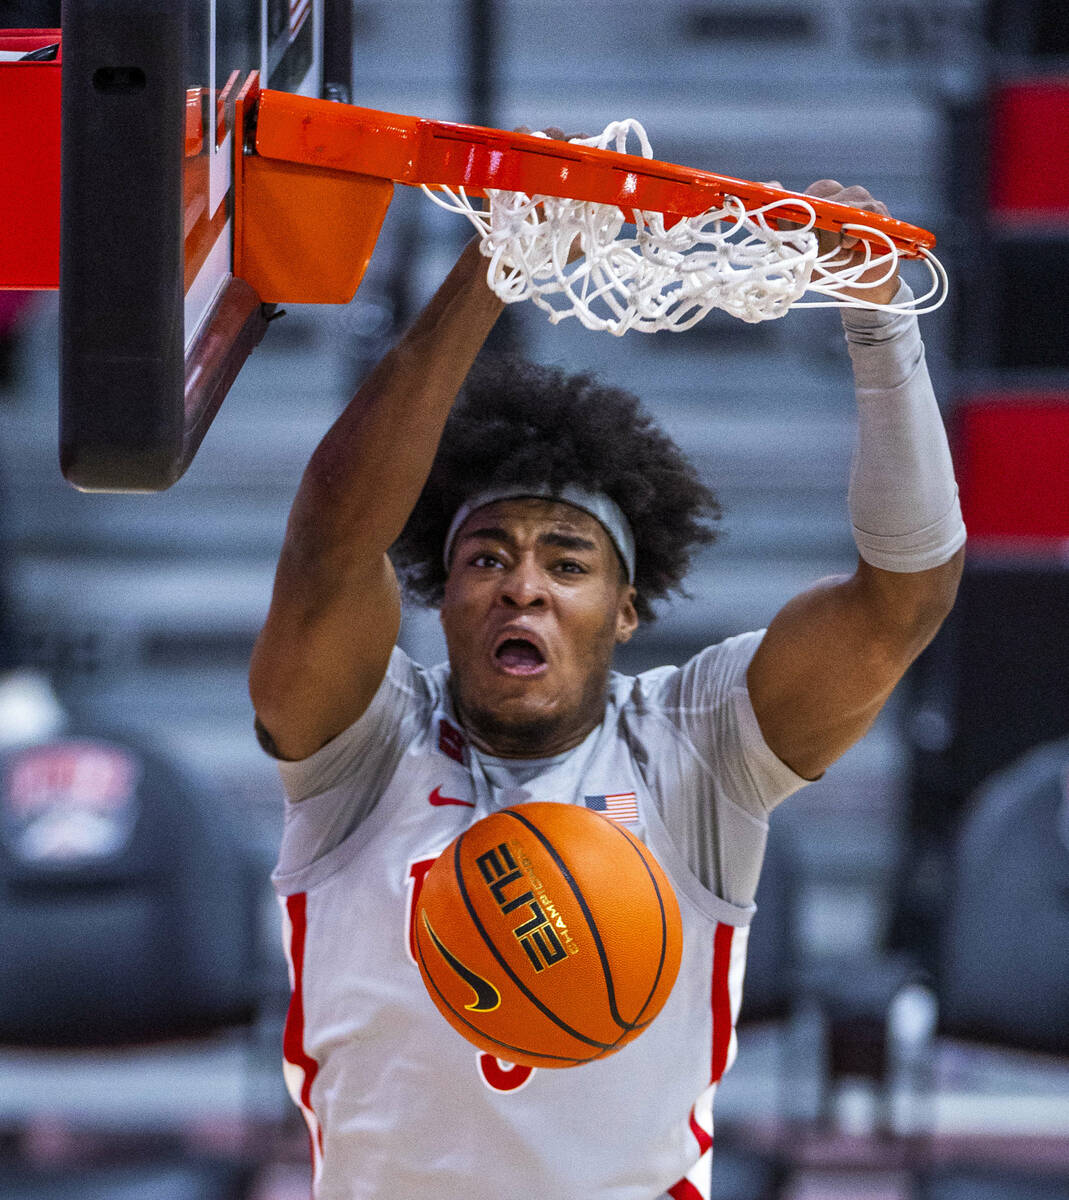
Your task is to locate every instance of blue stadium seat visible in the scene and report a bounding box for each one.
[937,738,1069,1056]
[0,728,283,1199]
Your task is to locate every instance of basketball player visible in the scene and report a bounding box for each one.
[250,181,965,1199]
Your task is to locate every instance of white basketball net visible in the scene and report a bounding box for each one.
[423,120,947,335]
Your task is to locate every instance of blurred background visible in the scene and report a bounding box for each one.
[0,1,1067,1198]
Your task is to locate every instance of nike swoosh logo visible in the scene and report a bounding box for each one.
[429,787,475,808]
[422,913,500,1012]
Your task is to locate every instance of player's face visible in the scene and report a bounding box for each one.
[440,499,638,758]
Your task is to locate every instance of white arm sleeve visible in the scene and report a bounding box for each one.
[843,281,967,572]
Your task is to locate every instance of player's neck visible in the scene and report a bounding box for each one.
[452,693,607,760]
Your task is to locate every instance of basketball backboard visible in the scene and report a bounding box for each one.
[57,0,331,492]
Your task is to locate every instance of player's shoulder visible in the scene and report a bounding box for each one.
[281,645,439,769]
[383,643,444,708]
[616,630,767,715]
[361,645,462,747]
[274,644,448,807]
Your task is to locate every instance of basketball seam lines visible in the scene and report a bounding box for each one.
[598,816,672,1028]
[452,829,617,1053]
[503,808,651,1037]
[415,922,587,1065]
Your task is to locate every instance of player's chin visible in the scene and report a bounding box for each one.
[482,683,560,724]
[485,711,573,755]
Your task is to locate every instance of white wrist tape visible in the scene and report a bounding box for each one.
[843,283,966,573]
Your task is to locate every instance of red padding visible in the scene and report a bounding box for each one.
[0,31,61,289]
[956,395,1069,541]
[989,79,1069,219]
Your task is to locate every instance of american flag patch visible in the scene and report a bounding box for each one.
[584,792,639,824]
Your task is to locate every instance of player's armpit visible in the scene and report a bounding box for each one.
[745,551,963,781]
[254,715,289,760]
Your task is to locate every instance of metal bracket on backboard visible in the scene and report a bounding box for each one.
[233,75,394,305]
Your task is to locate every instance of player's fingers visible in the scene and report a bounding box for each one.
[842,196,890,251]
[518,125,590,143]
[514,125,583,148]
[808,182,891,220]
[806,182,892,252]
[805,178,844,200]
[834,185,891,218]
[803,182,848,251]
[807,180,890,214]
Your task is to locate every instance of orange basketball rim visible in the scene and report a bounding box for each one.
[233,82,944,320]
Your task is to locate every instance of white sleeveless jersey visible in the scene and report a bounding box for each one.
[271,632,807,1200]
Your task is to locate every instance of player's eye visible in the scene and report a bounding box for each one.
[555,559,588,575]
[470,552,503,569]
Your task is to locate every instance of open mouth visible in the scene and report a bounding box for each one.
[494,637,547,677]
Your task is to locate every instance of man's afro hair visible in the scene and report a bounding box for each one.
[391,354,720,623]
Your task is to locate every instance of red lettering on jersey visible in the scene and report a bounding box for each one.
[405,856,439,965]
[438,719,466,764]
[478,1054,534,1093]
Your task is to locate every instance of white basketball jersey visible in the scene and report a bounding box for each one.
[271,634,807,1199]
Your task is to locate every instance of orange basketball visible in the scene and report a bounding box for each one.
[414,801,683,1068]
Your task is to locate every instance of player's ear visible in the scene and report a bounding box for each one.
[615,587,639,644]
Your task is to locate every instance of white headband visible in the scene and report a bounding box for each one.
[443,484,636,584]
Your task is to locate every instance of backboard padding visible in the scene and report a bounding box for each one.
[60,0,189,490]
[58,0,323,492]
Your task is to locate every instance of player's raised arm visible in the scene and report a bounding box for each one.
[746,183,966,782]
[249,239,504,761]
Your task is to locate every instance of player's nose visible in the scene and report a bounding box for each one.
[497,558,548,607]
